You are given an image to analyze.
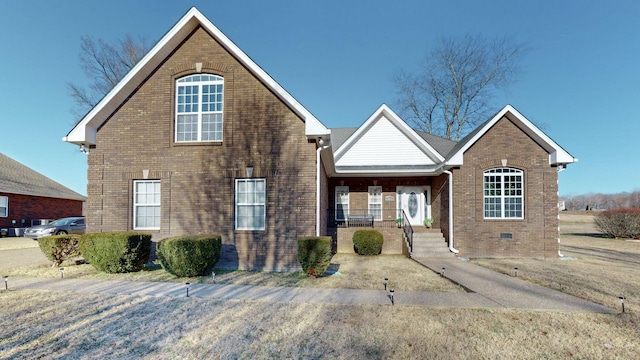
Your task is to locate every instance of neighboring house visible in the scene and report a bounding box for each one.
[0,153,85,233]
[64,7,576,270]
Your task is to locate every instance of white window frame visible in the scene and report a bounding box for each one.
[235,179,266,231]
[0,196,7,217]
[483,167,524,219]
[175,74,224,143]
[133,180,161,230]
[368,186,382,221]
[335,186,349,221]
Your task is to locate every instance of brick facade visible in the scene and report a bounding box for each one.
[87,27,317,270]
[450,117,559,258]
[0,192,84,229]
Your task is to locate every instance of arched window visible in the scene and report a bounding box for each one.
[175,74,224,142]
[483,167,524,219]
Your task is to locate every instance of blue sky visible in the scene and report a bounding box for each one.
[0,0,638,197]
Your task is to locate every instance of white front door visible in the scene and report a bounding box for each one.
[397,186,431,226]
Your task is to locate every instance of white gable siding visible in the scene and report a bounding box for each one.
[337,116,436,166]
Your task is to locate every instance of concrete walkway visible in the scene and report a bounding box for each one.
[6,258,616,313]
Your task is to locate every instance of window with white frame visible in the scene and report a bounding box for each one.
[133,180,161,230]
[484,168,524,219]
[0,196,7,217]
[335,186,349,221]
[368,186,382,221]
[175,74,224,143]
[235,179,266,230]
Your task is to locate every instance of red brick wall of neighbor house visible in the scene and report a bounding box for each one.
[451,117,559,258]
[85,27,317,270]
[0,192,84,228]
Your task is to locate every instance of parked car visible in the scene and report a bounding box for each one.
[24,217,86,239]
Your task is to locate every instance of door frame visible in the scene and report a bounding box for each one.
[396,186,431,226]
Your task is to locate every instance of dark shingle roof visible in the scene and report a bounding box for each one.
[0,153,86,201]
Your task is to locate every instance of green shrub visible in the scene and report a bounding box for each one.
[37,234,81,267]
[353,229,384,255]
[156,235,222,277]
[595,209,640,238]
[297,236,333,277]
[79,232,152,273]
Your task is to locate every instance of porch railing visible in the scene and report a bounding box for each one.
[327,209,401,229]
[401,210,414,252]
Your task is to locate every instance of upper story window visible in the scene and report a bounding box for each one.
[484,167,524,219]
[175,74,224,143]
[0,196,7,217]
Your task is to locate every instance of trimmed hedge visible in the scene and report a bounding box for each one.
[353,229,384,255]
[79,232,152,273]
[156,235,222,277]
[297,236,333,277]
[37,234,81,267]
[595,208,640,238]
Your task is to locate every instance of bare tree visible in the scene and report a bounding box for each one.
[68,35,149,117]
[396,34,529,140]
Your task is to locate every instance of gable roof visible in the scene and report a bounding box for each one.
[331,104,446,175]
[63,7,329,147]
[446,105,578,166]
[0,153,86,201]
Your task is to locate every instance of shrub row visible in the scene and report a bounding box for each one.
[353,229,384,255]
[297,236,333,277]
[157,235,222,277]
[595,208,640,238]
[79,232,152,273]
[37,234,81,267]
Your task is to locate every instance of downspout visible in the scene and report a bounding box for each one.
[443,169,460,254]
[557,164,567,257]
[316,139,330,236]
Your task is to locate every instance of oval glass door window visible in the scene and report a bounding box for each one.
[408,192,418,217]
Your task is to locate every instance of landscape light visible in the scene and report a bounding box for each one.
[441,268,445,277]
[389,289,395,305]
[619,296,626,313]
[186,282,191,297]
[3,276,7,290]
[383,277,388,291]
[212,271,216,283]
[514,267,518,277]
[60,268,65,279]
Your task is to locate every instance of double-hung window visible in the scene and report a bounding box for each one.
[368,186,382,221]
[236,179,266,230]
[175,74,224,143]
[335,186,349,221]
[133,180,161,230]
[483,168,524,219]
[0,196,7,217]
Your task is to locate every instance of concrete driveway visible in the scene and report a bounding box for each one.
[0,237,50,271]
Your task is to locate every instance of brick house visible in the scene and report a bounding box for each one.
[0,153,85,234]
[64,8,576,270]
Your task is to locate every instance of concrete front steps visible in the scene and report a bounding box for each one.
[410,228,455,258]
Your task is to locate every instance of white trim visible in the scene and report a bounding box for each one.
[368,186,382,221]
[133,180,161,230]
[63,7,328,147]
[335,186,349,221]
[483,167,524,220]
[334,104,445,163]
[447,105,578,167]
[235,178,266,231]
[0,196,8,217]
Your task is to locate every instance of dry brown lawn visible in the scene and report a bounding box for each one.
[1,213,639,359]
